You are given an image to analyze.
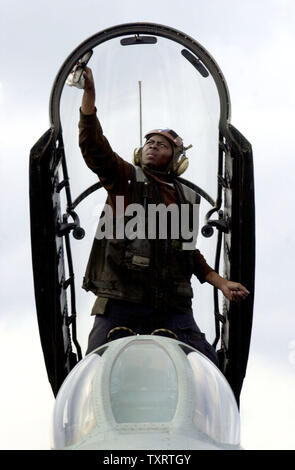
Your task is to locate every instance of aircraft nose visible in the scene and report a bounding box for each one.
[51,336,240,450]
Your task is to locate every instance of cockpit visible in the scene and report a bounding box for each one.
[30,23,255,406]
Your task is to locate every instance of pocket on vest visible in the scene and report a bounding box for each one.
[174,282,193,297]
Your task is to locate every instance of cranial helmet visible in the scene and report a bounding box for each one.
[133,128,192,176]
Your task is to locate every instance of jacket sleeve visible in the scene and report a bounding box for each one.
[192,249,214,283]
[78,108,132,195]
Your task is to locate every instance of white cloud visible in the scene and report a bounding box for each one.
[0,82,3,105]
[240,353,295,450]
[0,317,55,450]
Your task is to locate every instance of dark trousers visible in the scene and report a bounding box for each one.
[86,299,219,366]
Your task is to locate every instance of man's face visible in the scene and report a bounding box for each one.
[141,135,173,169]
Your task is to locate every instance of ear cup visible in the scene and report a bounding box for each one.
[171,147,189,176]
[173,155,189,176]
[133,147,142,166]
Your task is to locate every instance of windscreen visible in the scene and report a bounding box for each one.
[187,350,240,445]
[58,35,222,352]
[110,341,178,423]
[52,353,100,449]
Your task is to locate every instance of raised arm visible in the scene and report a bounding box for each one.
[81,67,96,115]
[78,67,132,195]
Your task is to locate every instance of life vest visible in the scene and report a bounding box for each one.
[82,166,200,314]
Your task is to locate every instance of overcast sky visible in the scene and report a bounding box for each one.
[1,0,295,450]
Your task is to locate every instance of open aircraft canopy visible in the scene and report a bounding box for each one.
[29,23,255,404]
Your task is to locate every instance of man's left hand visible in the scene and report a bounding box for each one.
[219,280,250,302]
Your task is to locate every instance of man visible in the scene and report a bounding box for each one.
[78,67,249,366]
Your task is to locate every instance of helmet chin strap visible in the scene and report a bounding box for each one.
[141,163,174,179]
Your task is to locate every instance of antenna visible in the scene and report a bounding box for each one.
[139,81,143,147]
